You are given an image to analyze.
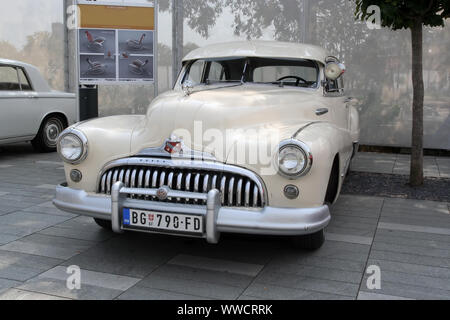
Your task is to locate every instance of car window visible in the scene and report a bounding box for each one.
[253,65,317,83]
[184,60,205,85]
[17,68,32,91]
[206,61,225,82]
[0,66,21,91]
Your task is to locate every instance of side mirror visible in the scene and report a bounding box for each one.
[324,62,346,81]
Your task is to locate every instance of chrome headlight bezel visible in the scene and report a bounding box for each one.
[277,139,313,179]
[57,128,88,165]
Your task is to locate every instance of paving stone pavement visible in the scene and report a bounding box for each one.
[351,152,450,178]
[0,144,449,300]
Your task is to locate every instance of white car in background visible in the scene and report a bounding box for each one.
[0,59,77,152]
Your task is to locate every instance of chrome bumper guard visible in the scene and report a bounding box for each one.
[111,182,221,244]
[53,183,331,244]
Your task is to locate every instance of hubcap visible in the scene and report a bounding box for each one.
[45,122,60,144]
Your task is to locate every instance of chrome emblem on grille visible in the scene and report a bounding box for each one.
[156,186,169,200]
[164,140,183,154]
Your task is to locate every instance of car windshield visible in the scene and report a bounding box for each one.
[182,57,320,88]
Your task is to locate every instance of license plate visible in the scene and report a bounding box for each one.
[122,208,203,234]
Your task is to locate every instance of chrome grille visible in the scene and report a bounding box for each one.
[98,160,265,208]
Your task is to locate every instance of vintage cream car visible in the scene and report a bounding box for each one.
[54,41,359,250]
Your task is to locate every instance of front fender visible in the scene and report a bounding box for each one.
[62,115,145,192]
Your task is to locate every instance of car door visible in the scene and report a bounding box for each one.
[327,77,349,131]
[0,65,37,141]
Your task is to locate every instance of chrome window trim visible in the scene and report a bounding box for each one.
[97,157,268,206]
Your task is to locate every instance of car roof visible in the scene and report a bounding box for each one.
[0,58,51,92]
[0,58,35,69]
[182,40,328,64]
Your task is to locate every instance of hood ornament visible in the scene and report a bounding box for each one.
[164,139,183,154]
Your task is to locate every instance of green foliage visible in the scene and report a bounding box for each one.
[353,0,450,29]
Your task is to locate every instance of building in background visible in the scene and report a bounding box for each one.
[0,0,448,149]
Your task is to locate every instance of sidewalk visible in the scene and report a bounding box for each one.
[351,152,450,178]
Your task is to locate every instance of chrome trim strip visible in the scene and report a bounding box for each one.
[228,177,235,206]
[160,171,166,187]
[203,174,209,194]
[253,185,259,207]
[236,179,243,206]
[292,121,324,139]
[152,170,158,188]
[97,157,268,206]
[220,176,226,204]
[185,173,192,192]
[244,181,251,207]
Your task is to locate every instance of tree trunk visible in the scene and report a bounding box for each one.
[410,21,424,186]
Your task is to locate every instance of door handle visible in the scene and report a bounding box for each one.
[315,108,329,116]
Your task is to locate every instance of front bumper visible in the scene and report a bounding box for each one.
[53,183,331,243]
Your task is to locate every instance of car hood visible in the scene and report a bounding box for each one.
[131,84,325,163]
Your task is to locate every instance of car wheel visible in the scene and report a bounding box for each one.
[291,229,325,250]
[32,116,66,152]
[93,218,112,230]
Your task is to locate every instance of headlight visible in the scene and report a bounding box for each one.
[277,140,312,178]
[57,129,88,164]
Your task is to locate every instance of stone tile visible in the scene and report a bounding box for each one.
[0,288,69,300]
[34,184,57,190]
[0,211,71,231]
[0,234,21,245]
[38,225,113,242]
[0,250,62,281]
[357,291,413,300]
[378,222,450,236]
[273,254,366,273]
[39,266,140,291]
[117,286,208,300]
[374,230,450,250]
[62,234,178,278]
[372,241,450,259]
[254,271,359,297]
[17,278,123,300]
[22,205,77,218]
[360,276,450,300]
[0,233,97,260]
[138,273,244,300]
[370,250,450,269]
[368,258,450,279]
[362,269,450,291]
[168,254,264,277]
[263,261,362,283]
[244,282,354,300]
[150,264,253,289]
[325,233,373,245]
[0,278,22,296]
[35,161,63,166]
